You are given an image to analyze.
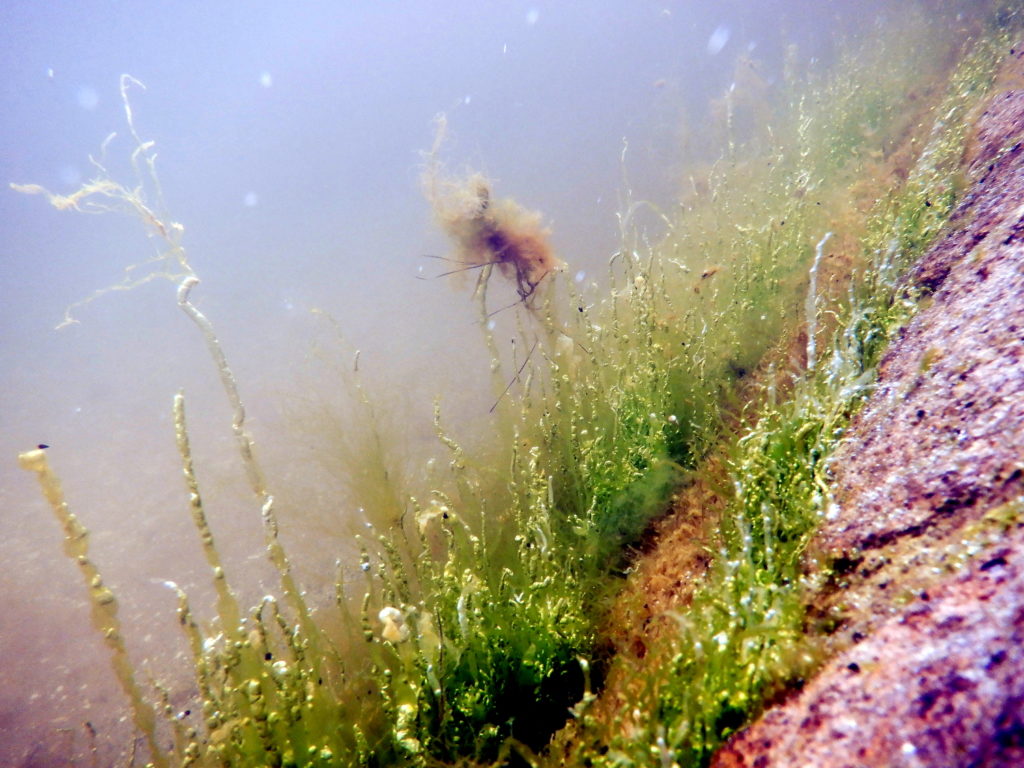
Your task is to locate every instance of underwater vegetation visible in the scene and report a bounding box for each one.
[13,3,1022,767]
[564,9,1022,767]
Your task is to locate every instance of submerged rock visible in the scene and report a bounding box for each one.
[713,70,1024,768]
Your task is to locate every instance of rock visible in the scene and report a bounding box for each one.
[712,85,1024,768]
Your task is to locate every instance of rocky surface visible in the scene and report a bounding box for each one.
[712,76,1024,767]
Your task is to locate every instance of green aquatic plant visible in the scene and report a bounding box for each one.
[17,446,168,768]
[14,4,1019,767]
[13,72,672,766]
[17,75,381,768]
[572,9,1019,767]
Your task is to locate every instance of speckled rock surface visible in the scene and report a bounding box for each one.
[711,82,1024,767]
[822,105,1024,558]
[715,529,1024,768]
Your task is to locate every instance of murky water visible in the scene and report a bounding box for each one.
[0,1,957,764]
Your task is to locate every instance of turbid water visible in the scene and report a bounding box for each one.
[0,2,958,765]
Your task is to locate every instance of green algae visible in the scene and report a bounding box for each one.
[13,3,1022,767]
[18,447,167,768]
[565,8,1021,767]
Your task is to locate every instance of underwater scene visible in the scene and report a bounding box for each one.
[2,1,1022,766]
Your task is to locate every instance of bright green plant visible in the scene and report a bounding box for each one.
[574,10,1017,766]
[13,4,1019,768]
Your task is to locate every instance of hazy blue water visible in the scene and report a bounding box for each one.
[0,1,920,764]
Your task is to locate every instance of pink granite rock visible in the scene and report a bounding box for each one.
[713,83,1024,768]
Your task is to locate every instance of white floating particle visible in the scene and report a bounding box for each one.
[259,71,273,88]
[525,8,539,25]
[707,25,730,55]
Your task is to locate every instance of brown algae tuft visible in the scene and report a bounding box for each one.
[422,115,563,308]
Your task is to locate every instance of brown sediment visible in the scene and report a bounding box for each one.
[600,459,727,657]
[712,68,1024,768]
[422,118,563,306]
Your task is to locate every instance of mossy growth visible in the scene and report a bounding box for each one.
[562,7,1021,767]
[13,3,1023,767]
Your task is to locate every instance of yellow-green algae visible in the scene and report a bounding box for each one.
[15,3,1023,767]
